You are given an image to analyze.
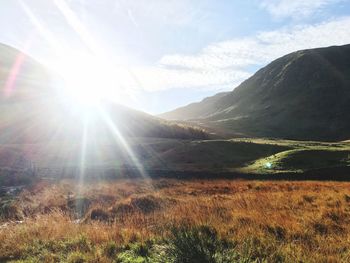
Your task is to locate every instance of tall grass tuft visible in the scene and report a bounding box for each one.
[166,224,239,263]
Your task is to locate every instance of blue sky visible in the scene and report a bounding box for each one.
[1,0,350,114]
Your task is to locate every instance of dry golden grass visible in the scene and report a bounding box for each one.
[1,178,350,262]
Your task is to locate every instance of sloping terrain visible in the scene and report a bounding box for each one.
[159,92,229,120]
[161,44,350,141]
[235,138,350,175]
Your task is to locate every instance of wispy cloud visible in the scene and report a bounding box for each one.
[261,0,344,19]
[113,0,203,28]
[132,67,250,92]
[152,16,350,91]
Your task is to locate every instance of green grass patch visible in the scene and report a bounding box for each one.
[242,149,350,174]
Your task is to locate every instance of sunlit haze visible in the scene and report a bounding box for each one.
[1,0,350,113]
[51,52,132,107]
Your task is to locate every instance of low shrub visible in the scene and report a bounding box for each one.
[130,195,162,214]
[166,225,238,263]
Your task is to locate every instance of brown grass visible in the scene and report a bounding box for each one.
[1,178,350,262]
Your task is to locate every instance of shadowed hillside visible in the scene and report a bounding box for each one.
[161,44,350,141]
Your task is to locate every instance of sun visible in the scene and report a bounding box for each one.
[49,52,130,111]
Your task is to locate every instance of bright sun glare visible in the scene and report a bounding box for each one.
[51,52,130,110]
[20,0,138,112]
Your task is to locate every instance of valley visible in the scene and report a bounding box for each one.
[0,138,349,185]
[0,22,349,261]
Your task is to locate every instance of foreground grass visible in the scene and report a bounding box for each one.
[1,178,350,262]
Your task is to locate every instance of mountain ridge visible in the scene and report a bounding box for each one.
[160,44,350,141]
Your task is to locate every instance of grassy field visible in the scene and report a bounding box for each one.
[0,138,349,180]
[1,138,350,262]
[1,178,350,262]
[234,138,350,174]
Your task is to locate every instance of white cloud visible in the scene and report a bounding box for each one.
[261,0,344,19]
[153,16,350,91]
[160,39,261,70]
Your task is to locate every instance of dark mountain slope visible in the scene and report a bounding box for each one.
[160,44,350,141]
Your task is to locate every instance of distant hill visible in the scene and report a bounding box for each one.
[160,44,350,141]
[0,43,208,144]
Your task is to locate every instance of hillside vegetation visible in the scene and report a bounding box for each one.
[161,44,350,141]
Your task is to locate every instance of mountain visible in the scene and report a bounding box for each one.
[0,43,208,144]
[160,44,350,141]
[159,92,229,120]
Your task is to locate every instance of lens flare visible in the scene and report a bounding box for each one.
[265,162,272,169]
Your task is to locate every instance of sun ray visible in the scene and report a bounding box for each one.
[19,1,62,53]
[79,115,88,181]
[18,1,153,191]
[97,105,150,181]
